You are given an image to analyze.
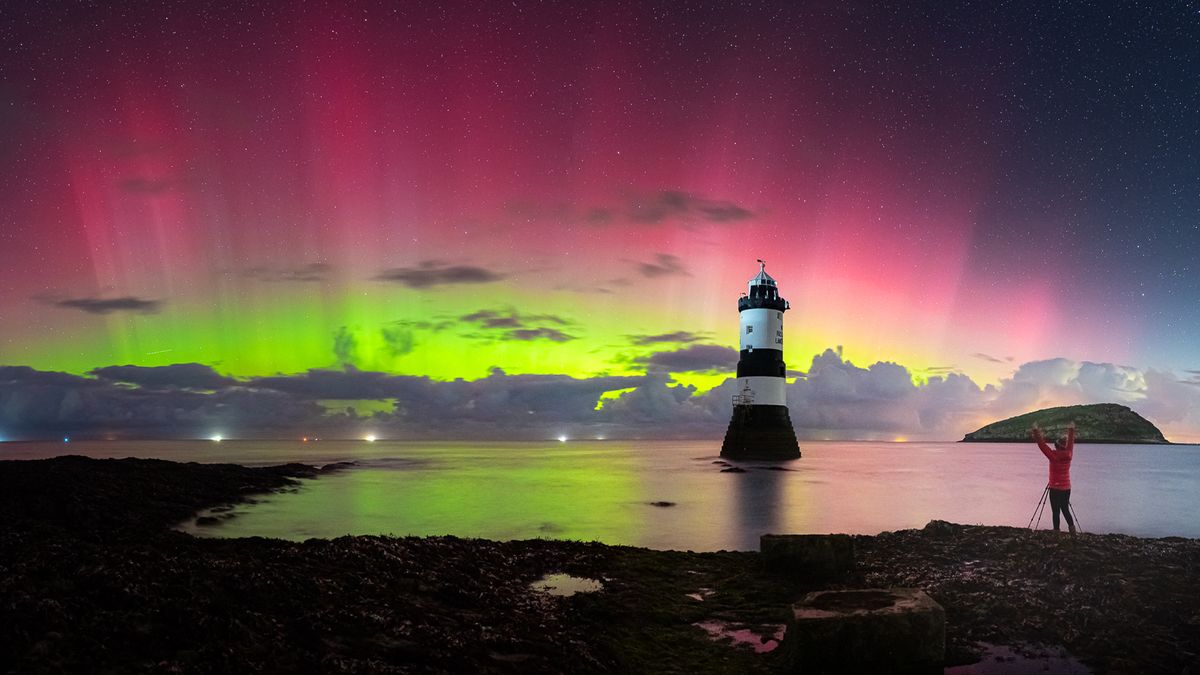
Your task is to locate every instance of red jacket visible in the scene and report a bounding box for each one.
[1034,427,1074,490]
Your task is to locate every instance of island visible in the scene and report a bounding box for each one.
[961,403,1169,443]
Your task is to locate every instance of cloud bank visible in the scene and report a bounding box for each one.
[2,350,1199,442]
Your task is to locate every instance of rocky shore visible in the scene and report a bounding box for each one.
[2,456,1199,673]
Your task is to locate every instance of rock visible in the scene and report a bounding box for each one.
[922,520,958,539]
[784,588,945,673]
[319,461,357,473]
[760,534,855,580]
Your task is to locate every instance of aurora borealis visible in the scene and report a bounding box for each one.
[2,1,1198,441]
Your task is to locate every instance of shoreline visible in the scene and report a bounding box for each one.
[2,456,1199,673]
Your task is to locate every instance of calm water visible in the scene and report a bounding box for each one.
[4,440,1198,550]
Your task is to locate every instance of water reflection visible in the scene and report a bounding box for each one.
[7,439,1198,550]
[732,466,786,550]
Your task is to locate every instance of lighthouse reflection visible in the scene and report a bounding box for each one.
[731,465,788,547]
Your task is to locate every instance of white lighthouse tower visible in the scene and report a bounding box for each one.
[720,260,800,459]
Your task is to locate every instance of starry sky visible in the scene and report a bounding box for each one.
[1,1,1198,441]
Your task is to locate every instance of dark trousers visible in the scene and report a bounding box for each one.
[1049,488,1073,531]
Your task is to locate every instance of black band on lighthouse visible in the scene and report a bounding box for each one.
[736,349,786,377]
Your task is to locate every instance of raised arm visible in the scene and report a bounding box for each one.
[1031,424,1054,459]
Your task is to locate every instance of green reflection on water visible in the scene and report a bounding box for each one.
[197,445,644,544]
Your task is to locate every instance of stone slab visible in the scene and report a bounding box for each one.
[760,533,855,580]
[784,588,945,673]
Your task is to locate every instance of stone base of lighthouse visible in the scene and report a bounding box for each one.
[721,405,801,460]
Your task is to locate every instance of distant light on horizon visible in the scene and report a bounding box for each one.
[63,437,70,443]
[558,435,568,442]
[365,435,377,442]
[210,435,223,442]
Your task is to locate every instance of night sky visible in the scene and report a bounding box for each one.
[1,1,1198,441]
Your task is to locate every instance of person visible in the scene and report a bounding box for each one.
[1031,420,1076,533]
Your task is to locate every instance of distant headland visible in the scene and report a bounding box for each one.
[961,403,1170,444]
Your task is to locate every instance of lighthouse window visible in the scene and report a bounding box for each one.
[746,325,753,334]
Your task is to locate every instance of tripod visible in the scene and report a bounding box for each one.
[1027,485,1084,533]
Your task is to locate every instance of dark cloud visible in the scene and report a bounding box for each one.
[635,344,738,373]
[90,364,236,390]
[0,366,107,388]
[245,263,331,283]
[374,261,504,289]
[508,328,575,342]
[627,191,754,225]
[459,309,575,342]
[461,309,570,329]
[636,253,689,278]
[461,310,523,329]
[629,331,706,345]
[973,352,1014,364]
[48,296,162,315]
[248,368,434,401]
[381,326,416,357]
[333,327,357,366]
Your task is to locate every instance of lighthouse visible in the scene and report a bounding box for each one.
[720,260,801,460]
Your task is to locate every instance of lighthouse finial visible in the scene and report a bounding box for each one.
[757,259,766,274]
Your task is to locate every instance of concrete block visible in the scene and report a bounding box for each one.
[784,588,945,674]
[760,534,855,580]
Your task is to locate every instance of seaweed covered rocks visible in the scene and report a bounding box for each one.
[853,522,1200,673]
[2,457,1199,673]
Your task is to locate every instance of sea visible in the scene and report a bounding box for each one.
[4,440,1197,551]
